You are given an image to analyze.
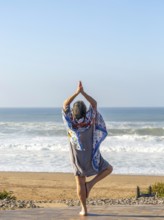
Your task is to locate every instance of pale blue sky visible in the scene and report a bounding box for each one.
[0,0,164,107]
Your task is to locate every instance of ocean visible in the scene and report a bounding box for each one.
[0,107,164,175]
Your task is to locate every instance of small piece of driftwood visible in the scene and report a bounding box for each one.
[136,185,155,199]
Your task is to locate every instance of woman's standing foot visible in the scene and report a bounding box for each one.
[79,207,87,216]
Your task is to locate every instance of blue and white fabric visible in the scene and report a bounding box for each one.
[62,105,108,172]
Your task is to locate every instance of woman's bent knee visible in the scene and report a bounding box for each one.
[107,164,113,174]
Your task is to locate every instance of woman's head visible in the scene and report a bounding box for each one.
[72,101,86,120]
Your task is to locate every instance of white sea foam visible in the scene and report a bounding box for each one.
[0,133,164,174]
[1,107,164,174]
[1,135,164,153]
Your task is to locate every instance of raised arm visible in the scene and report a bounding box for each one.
[63,82,82,111]
[63,81,97,111]
[80,82,97,110]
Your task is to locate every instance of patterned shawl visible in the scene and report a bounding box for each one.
[62,105,108,172]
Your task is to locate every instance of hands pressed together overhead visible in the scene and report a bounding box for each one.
[63,81,97,111]
[76,81,84,94]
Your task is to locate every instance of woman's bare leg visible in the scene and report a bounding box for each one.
[86,165,113,198]
[75,176,87,216]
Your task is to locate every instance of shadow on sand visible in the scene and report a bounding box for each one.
[87,213,164,218]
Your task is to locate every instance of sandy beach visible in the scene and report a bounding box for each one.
[0,172,164,201]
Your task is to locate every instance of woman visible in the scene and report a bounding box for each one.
[62,81,113,216]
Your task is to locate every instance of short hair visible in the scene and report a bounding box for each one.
[72,101,86,120]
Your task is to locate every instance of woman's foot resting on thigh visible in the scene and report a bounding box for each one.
[85,182,92,199]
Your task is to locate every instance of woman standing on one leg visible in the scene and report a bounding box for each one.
[62,81,113,216]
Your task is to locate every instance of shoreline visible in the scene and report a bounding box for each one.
[1,172,164,201]
[1,170,164,177]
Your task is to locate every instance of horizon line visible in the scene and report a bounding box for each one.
[0,106,164,108]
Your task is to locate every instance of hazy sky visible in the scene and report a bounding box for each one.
[0,0,164,107]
